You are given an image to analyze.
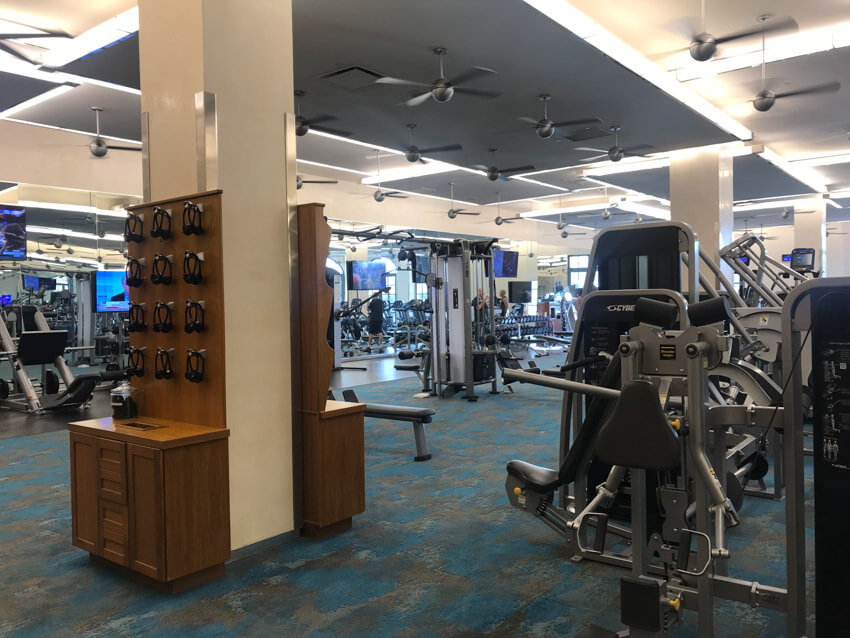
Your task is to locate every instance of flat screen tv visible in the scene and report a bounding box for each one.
[493,249,519,278]
[0,294,10,305]
[509,280,532,304]
[95,271,130,312]
[413,254,429,284]
[782,253,792,262]
[347,260,386,290]
[0,206,26,260]
[39,277,56,290]
[22,273,39,290]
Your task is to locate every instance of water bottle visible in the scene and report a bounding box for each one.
[111,381,137,419]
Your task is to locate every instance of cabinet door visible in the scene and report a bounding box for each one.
[69,433,98,554]
[127,444,164,580]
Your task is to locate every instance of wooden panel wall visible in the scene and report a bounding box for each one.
[296,203,333,413]
[126,190,226,428]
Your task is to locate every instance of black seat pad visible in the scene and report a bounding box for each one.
[363,403,435,423]
[595,380,679,471]
[394,363,421,372]
[506,460,561,493]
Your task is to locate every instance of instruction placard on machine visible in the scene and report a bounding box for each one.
[659,344,677,360]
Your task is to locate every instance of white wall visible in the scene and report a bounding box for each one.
[0,120,142,196]
[827,222,850,277]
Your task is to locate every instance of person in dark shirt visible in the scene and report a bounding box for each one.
[367,293,385,350]
[497,289,508,316]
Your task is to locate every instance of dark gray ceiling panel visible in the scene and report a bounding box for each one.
[58,33,140,90]
[0,71,59,112]
[7,83,141,140]
[292,0,736,179]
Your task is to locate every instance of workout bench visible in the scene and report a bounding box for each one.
[329,389,434,461]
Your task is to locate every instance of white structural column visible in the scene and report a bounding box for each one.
[793,199,827,275]
[669,150,734,282]
[138,0,296,549]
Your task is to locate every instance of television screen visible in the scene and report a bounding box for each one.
[22,274,39,290]
[509,280,532,304]
[494,249,519,278]
[39,277,56,290]
[95,271,130,312]
[347,260,386,290]
[0,294,10,305]
[782,254,792,262]
[413,254,429,284]
[0,206,26,260]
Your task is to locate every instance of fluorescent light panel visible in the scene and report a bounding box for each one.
[17,200,129,218]
[0,85,75,119]
[758,147,827,193]
[41,8,139,69]
[28,225,124,242]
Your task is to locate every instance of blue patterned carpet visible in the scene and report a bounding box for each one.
[0,376,810,637]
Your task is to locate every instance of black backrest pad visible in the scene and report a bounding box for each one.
[17,330,67,365]
[558,353,621,484]
[595,380,680,471]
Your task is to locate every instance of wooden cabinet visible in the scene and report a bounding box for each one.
[69,419,230,592]
[301,400,367,537]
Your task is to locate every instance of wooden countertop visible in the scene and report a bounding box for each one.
[317,400,367,420]
[68,416,229,449]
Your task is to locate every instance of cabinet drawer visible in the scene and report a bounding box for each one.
[97,439,126,503]
[99,501,129,567]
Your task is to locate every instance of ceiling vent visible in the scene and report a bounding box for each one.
[319,65,384,91]
[565,126,609,143]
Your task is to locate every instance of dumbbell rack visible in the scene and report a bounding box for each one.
[124,190,226,427]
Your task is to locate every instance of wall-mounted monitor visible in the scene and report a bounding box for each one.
[22,273,39,290]
[790,248,816,273]
[347,260,386,290]
[39,277,56,290]
[493,249,519,278]
[95,271,130,312]
[508,280,532,304]
[0,206,26,260]
[0,294,10,305]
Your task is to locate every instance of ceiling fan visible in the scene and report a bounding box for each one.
[88,107,141,158]
[293,90,352,137]
[751,16,840,112]
[474,148,535,181]
[375,47,501,107]
[0,22,70,64]
[686,3,797,62]
[576,126,652,163]
[399,124,462,163]
[517,94,601,140]
[296,175,338,190]
[443,182,479,218]
[370,151,407,202]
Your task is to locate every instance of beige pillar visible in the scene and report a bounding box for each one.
[670,150,734,283]
[138,0,296,548]
[793,199,827,275]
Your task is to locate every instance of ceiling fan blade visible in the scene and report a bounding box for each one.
[774,81,841,100]
[552,117,602,127]
[500,165,535,175]
[0,40,35,63]
[517,116,539,125]
[470,164,489,171]
[301,179,339,184]
[311,124,353,137]
[456,211,480,216]
[106,145,142,151]
[418,143,463,154]
[714,17,798,45]
[574,146,608,153]
[402,91,433,107]
[307,114,337,125]
[375,75,430,87]
[384,192,408,198]
[448,66,497,85]
[453,87,502,99]
[579,154,608,163]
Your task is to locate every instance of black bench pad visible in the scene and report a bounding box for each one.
[394,363,421,372]
[363,403,434,423]
[506,460,560,493]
